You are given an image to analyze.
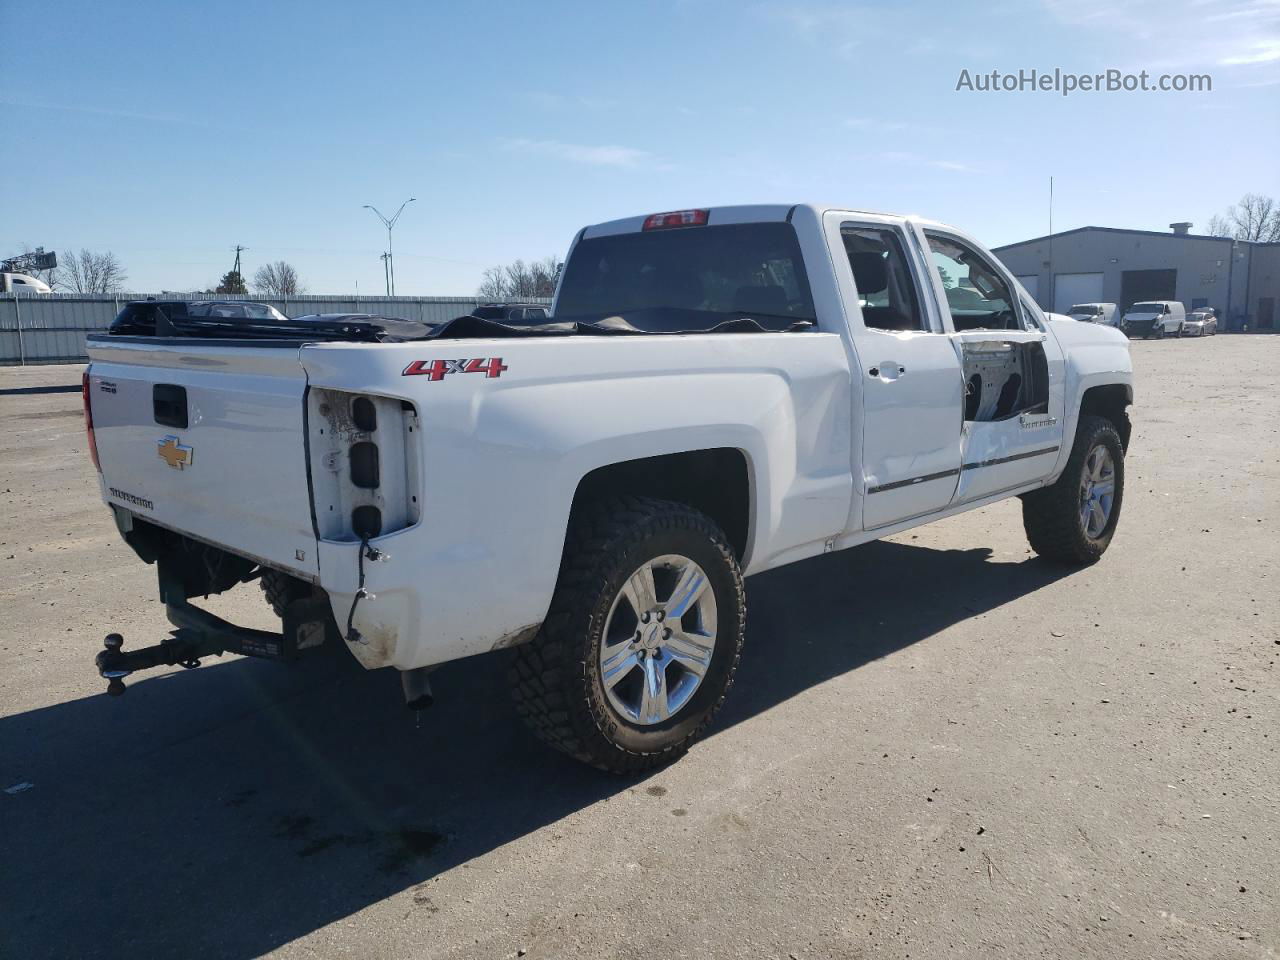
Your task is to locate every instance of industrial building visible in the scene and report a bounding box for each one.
[993,223,1279,331]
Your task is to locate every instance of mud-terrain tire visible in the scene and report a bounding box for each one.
[260,568,310,618]
[509,496,745,774]
[1022,415,1125,565]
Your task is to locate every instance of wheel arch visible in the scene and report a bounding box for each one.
[569,448,753,563]
[1079,383,1133,451]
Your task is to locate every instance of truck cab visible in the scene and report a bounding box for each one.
[1,272,52,293]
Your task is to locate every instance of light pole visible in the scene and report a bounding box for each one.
[363,198,416,296]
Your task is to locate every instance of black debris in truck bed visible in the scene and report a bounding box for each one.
[106,301,816,343]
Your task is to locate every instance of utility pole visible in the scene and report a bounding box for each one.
[380,252,391,297]
[363,198,415,296]
[1047,176,1054,310]
[232,245,247,294]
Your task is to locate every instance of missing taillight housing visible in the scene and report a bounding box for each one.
[308,388,420,542]
[351,396,377,432]
[349,441,380,489]
[82,371,101,472]
[642,209,709,230]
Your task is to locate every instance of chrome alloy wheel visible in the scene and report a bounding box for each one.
[1079,444,1117,540]
[598,554,718,725]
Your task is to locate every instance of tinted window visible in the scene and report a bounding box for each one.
[1069,305,1101,315]
[556,222,815,332]
[471,306,508,320]
[841,227,924,331]
[110,302,165,335]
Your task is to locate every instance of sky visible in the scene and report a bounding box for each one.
[2,0,1278,296]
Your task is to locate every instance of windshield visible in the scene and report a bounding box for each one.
[555,222,816,332]
[1128,303,1163,314]
[1068,305,1101,316]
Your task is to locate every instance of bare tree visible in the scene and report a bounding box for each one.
[476,266,507,300]
[60,249,127,293]
[1205,214,1233,238]
[476,256,560,299]
[1208,193,1280,242]
[253,260,304,297]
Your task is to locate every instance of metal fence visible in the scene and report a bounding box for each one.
[0,293,548,365]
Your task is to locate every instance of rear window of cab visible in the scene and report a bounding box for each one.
[556,222,816,332]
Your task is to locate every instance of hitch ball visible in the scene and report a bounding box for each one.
[99,633,130,696]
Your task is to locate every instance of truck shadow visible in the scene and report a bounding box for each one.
[0,539,1070,959]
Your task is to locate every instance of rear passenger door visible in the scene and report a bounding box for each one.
[825,213,964,530]
[917,227,1066,505]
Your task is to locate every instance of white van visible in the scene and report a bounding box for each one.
[1121,301,1184,339]
[1066,303,1118,327]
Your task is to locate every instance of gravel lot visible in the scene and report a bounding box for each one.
[1,336,1276,960]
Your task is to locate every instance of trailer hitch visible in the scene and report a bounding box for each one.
[96,593,336,696]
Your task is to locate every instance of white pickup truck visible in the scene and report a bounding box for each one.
[84,204,1133,772]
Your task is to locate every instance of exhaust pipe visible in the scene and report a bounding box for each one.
[400,667,435,711]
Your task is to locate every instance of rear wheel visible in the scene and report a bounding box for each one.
[260,568,309,618]
[509,496,745,773]
[1022,415,1125,565]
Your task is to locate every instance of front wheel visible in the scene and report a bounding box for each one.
[1021,415,1125,565]
[509,497,745,773]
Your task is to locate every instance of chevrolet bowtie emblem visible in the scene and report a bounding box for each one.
[157,435,194,470]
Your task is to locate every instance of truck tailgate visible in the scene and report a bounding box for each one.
[86,338,318,579]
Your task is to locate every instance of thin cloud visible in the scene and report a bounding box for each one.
[1041,0,1280,73]
[501,138,661,169]
[1220,37,1280,64]
[846,116,913,132]
[520,91,618,111]
[757,4,957,59]
[880,150,977,173]
[755,4,881,59]
[0,96,208,127]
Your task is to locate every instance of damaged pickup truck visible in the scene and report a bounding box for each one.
[83,205,1133,773]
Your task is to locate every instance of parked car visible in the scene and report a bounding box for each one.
[1065,303,1119,327]
[110,300,290,336]
[1121,300,1185,339]
[470,302,551,323]
[1180,308,1218,337]
[83,204,1133,773]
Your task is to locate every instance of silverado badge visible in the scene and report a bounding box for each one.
[157,435,194,470]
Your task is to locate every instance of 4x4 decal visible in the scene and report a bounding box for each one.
[402,358,508,381]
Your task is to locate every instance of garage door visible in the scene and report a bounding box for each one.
[1015,275,1039,303]
[1121,269,1176,311]
[1054,273,1104,314]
